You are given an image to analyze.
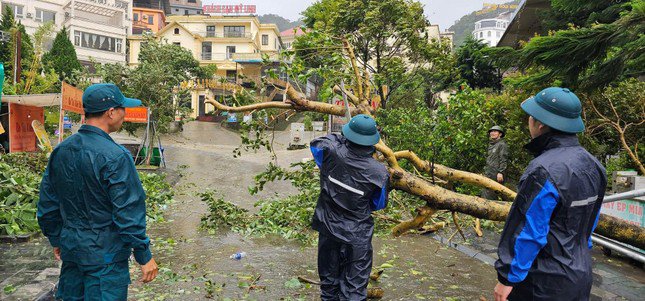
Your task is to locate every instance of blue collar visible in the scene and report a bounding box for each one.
[78,125,116,144]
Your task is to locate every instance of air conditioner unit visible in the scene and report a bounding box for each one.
[26,13,33,19]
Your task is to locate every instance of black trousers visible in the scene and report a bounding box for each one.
[317,232,373,301]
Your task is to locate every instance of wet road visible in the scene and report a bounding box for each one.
[134,121,498,300]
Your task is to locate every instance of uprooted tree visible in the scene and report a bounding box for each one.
[202,38,644,250]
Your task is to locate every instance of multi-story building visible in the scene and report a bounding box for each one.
[280,27,305,50]
[472,12,512,47]
[132,6,165,34]
[128,14,285,118]
[0,0,132,65]
[168,0,201,16]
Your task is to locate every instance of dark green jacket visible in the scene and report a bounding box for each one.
[37,125,151,266]
[485,138,508,178]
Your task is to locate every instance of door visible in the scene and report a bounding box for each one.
[198,95,205,117]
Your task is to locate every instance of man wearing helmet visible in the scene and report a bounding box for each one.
[483,125,509,200]
[493,87,606,301]
[309,114,390,300]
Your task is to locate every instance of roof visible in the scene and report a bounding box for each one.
[3,94,61,107]
[280,27,306,37]
[497,0,551,48]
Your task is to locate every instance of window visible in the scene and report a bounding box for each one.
[224,26,245,38]
[226,46,236,59]
[148,15,154,25]
[284,42,291,49]
[174,28,180,34]
[188,0,197,3]
[262,34,268,45]
[76,30,123,53]
[2,3,23,19]
[134,13,138,21]
[173,42,181,46]
[206,25,215,37]
[479,32,483,38]
[185,9,189,15]
[202,42,212,60]
[487,31,491,37]
[35,9,56,23]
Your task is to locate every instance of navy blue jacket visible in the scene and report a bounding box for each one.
[37,125,152,266]
[495,133,606,300]
[310,134,389,244]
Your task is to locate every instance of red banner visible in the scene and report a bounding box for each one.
[9,103,44,152]
[62,82,84,114]
[124,107,148,123]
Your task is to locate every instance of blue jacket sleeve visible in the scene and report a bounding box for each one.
[310,135,336,168]
[370,176,389,211]
[37,163,62,247]
[495,167,559,286]
[106,153,152,265]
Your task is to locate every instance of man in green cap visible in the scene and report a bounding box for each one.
[493,87,606,301]
[309,114,390,300]
[482,125,509,199]
[38,83,158,300]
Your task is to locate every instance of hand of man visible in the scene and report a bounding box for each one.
[497,173,504,183]
[494,282,513,301]
[53,247,61,261]
[140,258,158,283]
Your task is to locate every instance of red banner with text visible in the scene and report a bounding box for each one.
[9,103,44,152]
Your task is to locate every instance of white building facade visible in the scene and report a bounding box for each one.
[0,0,132,65]
[472,12,511,47]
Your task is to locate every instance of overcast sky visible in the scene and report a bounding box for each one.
[202,0,514,30]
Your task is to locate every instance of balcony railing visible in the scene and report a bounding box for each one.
[195,32,253,39]
[200,53,228,61]
[230,52,281,62]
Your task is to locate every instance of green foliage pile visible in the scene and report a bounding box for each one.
[199,191,250,233]
[0,153,47,235]
[140,172,175,223]
[0,152,173,235]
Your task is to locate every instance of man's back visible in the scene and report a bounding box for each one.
[38,125,149,266]
[310,134,389,244]
[496,133,606,300]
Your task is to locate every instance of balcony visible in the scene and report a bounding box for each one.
[200,53,228,61]
[230,52,281,62]
[195,32,253,39]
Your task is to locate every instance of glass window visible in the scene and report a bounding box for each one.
[148,15,154,25]
[206,25,215,37]
[2,3,23,18]
[262,34,268,45]
[174,28,180,34]
[202,42,212,60]
[224,26,245,38]
[487,31,491,37]
[226,46,236,59]
[35,9,56,23]
[77,31,122,53]
[134,13,139,21]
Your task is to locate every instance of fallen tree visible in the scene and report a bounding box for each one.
[204,40,644,250]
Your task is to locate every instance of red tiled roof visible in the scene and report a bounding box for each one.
[280,27,306,37]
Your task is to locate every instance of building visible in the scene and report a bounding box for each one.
[133,0,171,15]
[427,24,454,50]
[132,6,166,34]
[280,27,305,50]
[128,14,285,118]
[168,0,201,16]
[497,0,550,48]
[0,0,132,65]
[472,11,512,47]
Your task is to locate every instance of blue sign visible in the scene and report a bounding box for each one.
[227,113,237,123]
[63,115,72,129]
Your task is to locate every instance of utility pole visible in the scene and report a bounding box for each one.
[13,29,21,84]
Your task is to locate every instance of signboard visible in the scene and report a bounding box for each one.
[601,199,644,227]
[203,4,256,15]
[124,107,149,123]
[32,120,52,153]
[476,3,518,15]
[63,115,72,129]
[9,103,44,152]
[61,82,84,114]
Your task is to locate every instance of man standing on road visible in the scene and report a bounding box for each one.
[38,83,158,300]
[494,87,607,301]
[310,114,390,300]
[482,125,509,200]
